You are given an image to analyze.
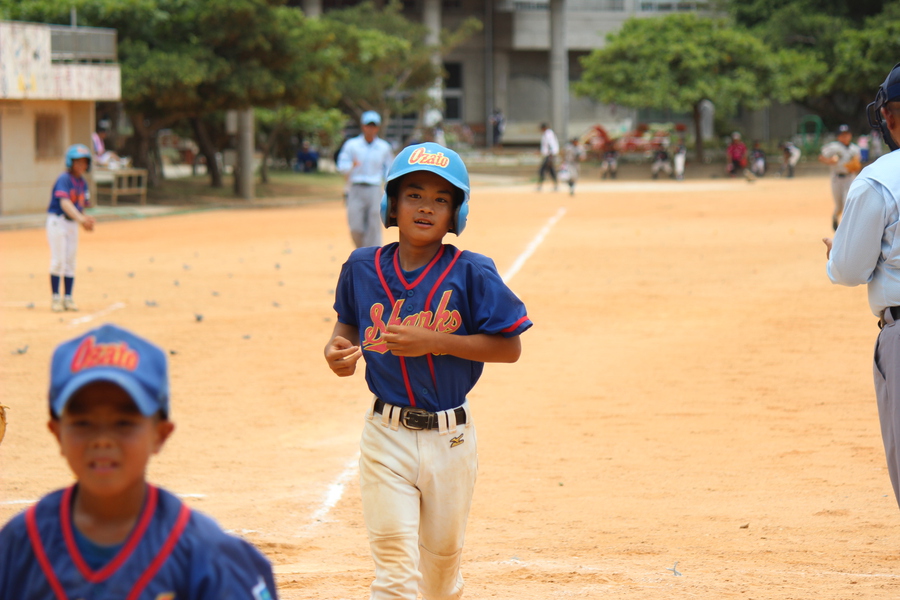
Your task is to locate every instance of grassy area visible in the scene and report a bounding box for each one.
[147,170,346,206]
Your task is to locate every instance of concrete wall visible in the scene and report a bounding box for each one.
[0,99,94,215]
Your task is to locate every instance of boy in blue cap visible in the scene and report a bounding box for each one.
[325,143,532,600]
[0,323,278,599]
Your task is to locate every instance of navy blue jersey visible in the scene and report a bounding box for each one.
[0,485,278,600]
[47,172,90,218]
[334,242,532,412]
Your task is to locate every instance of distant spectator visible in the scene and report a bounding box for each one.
[91,120,129,169]
[725,132,748,177]
[750,140,766,177]
[780,141,801,178]
[490,108,505,147]
[295,141,319,173]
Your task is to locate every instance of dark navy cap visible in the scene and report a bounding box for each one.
[49,323,170,418]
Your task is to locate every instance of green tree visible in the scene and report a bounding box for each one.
[322,0,481,128]
[255,105,346,183]
[2,0,342,189]
[574,13,813,161]
[727,0,900,130]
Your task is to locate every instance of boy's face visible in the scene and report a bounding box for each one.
[48,381,174,498]
[391,171,456,245]
[71,157,89,177]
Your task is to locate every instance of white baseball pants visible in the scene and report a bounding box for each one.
[359,400,477,600]
[46,214,79,277]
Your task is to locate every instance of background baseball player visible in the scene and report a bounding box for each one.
[336,111,394,248]
[46,144,96,312]
[819,124,862,230]
[324,142,532,600]
[780,141,802,178]
[0,323,278,599]
[536,122,559,191]
[560,136,585,196]
[824,62,900,508]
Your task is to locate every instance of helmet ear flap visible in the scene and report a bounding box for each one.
[453,198,469,235]
[381,180,399,228]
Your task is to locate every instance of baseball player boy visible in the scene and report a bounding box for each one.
[536,122,559,191]
[324,142,532,600]
[47,144,96,312]
[819,124,863,230]
[0,323,279,599]
[337,111,395,248]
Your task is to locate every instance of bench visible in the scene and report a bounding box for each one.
[94,168,148,206]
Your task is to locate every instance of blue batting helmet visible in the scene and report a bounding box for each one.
[65,144,92,171]
[380,142,470,235]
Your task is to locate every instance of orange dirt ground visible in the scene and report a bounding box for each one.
[2,174,899,599]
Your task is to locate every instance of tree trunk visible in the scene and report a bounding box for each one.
[258,122,284,185]
[693,102,705,164]
[129,113,153,183]
[191,117,223,188]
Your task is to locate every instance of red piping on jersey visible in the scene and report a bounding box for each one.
[126,503,191,600]
[502,315,530,333]
[374,245,464,407]
[61,484,159,582]
[375,246,417,406]
[422,248,462,390]
[392,244,445,290]
[25,506,68,600]
[25,485,191,600]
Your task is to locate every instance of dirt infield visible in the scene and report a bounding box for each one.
[2,174,898,599]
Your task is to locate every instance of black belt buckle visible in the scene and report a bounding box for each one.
[400,407,432,430]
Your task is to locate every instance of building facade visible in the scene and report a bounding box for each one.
[0,20,120,215]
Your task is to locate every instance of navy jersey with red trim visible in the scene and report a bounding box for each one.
[47,172,90,218]
[0,485,278,600]
[334,242,532,412]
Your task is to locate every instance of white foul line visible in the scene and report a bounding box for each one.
[308,454,360,525]
[68,302,126,327]
[502,207,567,283]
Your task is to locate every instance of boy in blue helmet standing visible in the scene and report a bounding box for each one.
[324,143,532,600]
[47,144,96,312]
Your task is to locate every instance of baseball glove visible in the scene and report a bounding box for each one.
[845,157,862,174]
[0,405,8,446]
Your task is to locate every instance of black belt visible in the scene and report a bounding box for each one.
[373,398,466,430]
[837,173,847,178]
[352,182,378,186]
[879,306,900,329]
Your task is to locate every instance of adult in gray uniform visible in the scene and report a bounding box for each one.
[337,111,394,248]
[825,62,900,507]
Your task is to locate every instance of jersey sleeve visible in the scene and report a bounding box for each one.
[186,513,279,600]
[0,513,31,596]
[463,252,533,337]
[52,174,73,201]
[334,257,359,327]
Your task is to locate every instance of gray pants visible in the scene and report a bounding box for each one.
[347,183,384,248]
[875,307,900,509]
[831,174,855,222]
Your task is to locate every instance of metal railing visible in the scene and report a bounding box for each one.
[49,25,117,63]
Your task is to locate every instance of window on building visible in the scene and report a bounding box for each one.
[35,114,63,161]
[443,62,463,122]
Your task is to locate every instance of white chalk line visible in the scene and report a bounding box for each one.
[502,206,567,283]
[308,454,360,526]
[68,302,126,326]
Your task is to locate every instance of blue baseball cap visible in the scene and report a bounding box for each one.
[361,111,381,126]
[49,324,170,418]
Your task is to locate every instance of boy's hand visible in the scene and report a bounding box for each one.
[82,215,96,232]
[384,324,437,357]
[823,237,833,259]
[325,336,362,377]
